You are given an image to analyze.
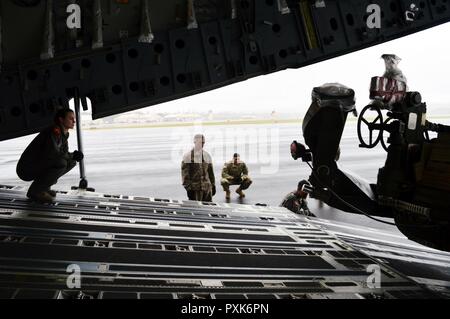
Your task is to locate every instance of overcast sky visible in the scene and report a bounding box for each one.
[146,22,450,116]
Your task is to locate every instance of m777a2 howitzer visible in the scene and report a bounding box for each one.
[292,64,450,252]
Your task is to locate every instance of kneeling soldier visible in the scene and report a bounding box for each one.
[280,180,314,216]
[221,153,252,199]
[16,108,84,203]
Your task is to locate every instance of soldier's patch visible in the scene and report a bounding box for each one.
[52,126,61,137]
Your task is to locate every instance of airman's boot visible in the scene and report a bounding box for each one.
[236,188,245,198]
[47,189,57,197]
[28,191,54,204]
[225,190,231,200]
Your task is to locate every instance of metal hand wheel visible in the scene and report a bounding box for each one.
[357,104,384,149]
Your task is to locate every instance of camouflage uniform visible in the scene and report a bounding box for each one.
[221,160,252,192]
[16,125,77,197]
[181,149,215,202]
[280,192,313,216]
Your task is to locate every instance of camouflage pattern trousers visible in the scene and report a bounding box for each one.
[186,190,213,202]
[221,177,252,192]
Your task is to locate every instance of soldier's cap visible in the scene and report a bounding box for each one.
[233,153,240,158]
[381,54,401,62]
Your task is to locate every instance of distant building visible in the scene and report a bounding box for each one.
[112,112,163,125]
[162,113,202,122]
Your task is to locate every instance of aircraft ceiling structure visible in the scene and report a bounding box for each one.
[0,0,449,141]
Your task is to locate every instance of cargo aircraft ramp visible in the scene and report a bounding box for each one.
[0,185,449,299]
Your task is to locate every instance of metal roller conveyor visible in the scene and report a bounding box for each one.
[0,185,449,299]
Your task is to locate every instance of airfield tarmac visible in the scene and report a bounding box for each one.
[1,119,449,231]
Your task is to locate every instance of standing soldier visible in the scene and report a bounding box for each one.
[16,108,84,203]
[280,180,314,216]
[181,134,216,202]
[221,153,252,200]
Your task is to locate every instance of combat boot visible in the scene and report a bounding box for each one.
[47,190,57,197]
[28,192,54,204]
[225,190,231,200]
[236,188,245,198]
